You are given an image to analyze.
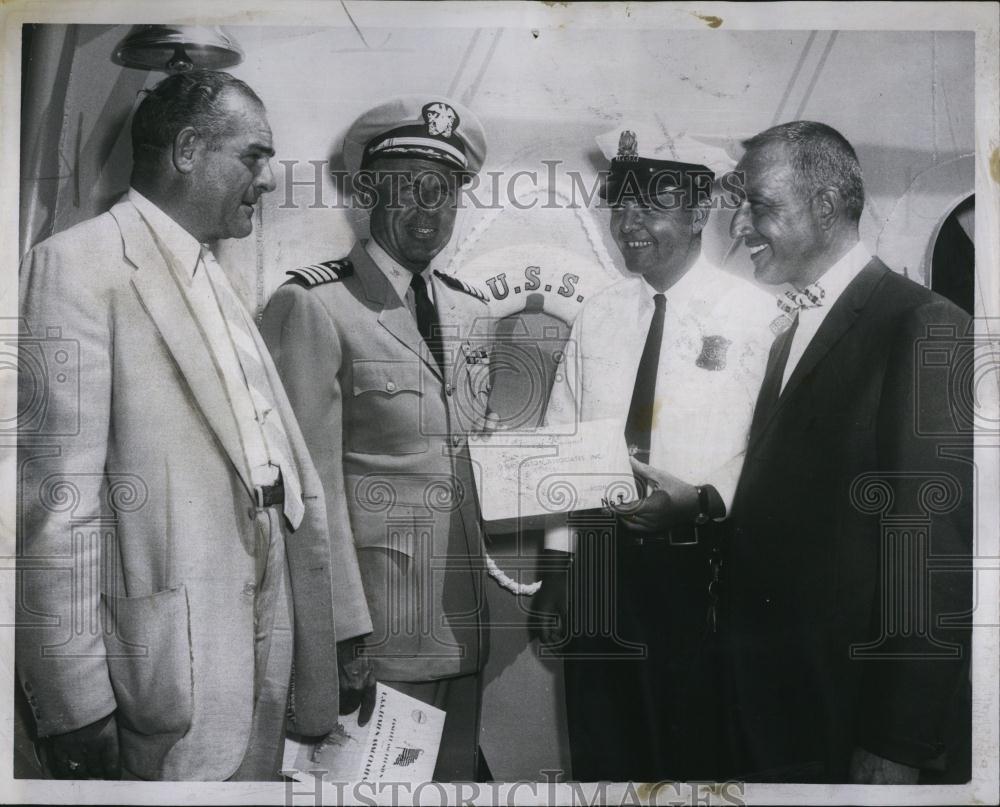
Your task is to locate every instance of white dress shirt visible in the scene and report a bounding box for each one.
[543,256,776,551]
[129,189,296,497]
[781,242,872,391]
[366,237,436,316]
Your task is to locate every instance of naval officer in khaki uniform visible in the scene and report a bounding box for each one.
[534,128,776,781]
[261,96,492,781]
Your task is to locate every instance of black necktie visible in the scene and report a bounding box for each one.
[411,273,445,372]
[747,312,799,442]
[624,293,666,462]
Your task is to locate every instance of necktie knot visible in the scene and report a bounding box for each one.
[777,282,825,315]
[771,282,824,334]
[652,293,666,311]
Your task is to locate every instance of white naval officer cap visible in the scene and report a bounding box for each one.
[343,95,487,183]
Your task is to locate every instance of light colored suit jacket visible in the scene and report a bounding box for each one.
[261,242,491,681]
[16,199,350,780]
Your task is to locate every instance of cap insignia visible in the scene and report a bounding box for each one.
[423,102,459,138]
[617,130,639,161]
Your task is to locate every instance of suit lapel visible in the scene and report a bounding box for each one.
[747,259,888,452]
[111,200,253,493]
[746,323,797,449]
[356,245,443,378]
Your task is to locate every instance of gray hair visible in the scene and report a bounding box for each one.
[741,120,865,222]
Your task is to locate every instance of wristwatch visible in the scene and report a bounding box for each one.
[694,486,712,526]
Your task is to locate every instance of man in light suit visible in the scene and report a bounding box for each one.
[724,120,972,783]
[17,70,361,780]
[261,96,492,781]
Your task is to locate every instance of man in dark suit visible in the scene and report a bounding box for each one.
[724,120,973,784]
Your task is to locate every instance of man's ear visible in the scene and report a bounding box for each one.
[172,127,199,174]
[812,187,841,231]
[690,203,711,235]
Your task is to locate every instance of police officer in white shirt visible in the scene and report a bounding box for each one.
[533,127,774,781]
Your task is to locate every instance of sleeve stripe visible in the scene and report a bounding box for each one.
[302,266,324,285]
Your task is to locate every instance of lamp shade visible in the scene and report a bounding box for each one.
[113,25,244,73]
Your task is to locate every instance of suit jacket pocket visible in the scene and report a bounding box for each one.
[349,360,428,454]
[101,585,193,737]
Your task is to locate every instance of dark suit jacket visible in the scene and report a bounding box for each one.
[724,258,973,782]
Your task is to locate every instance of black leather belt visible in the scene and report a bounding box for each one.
[625,522,700,547]
[254,474,285,509]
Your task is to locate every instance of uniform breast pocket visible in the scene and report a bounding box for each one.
[349,360,429,455]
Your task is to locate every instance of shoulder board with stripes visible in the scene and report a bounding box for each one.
[285,259,354,287]
[433,270,488,303]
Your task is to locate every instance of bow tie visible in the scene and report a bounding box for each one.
[770,282,825,335]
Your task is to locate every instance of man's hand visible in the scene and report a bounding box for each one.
[531,549,573,647]
[849,747,920,784]
[337,638,377,727]
[608,458,700,533]
[309,721,352,763]
[48,713,120,779]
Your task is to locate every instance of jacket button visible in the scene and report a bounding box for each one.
[445,383,454,396]
[452,434,462,447]
[385,381,397,393]
[243,582,256,596]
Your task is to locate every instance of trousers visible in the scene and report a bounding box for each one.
[563,523,725,782]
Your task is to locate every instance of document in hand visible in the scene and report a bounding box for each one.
[282,684,445,784]
[468,418,639,521]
